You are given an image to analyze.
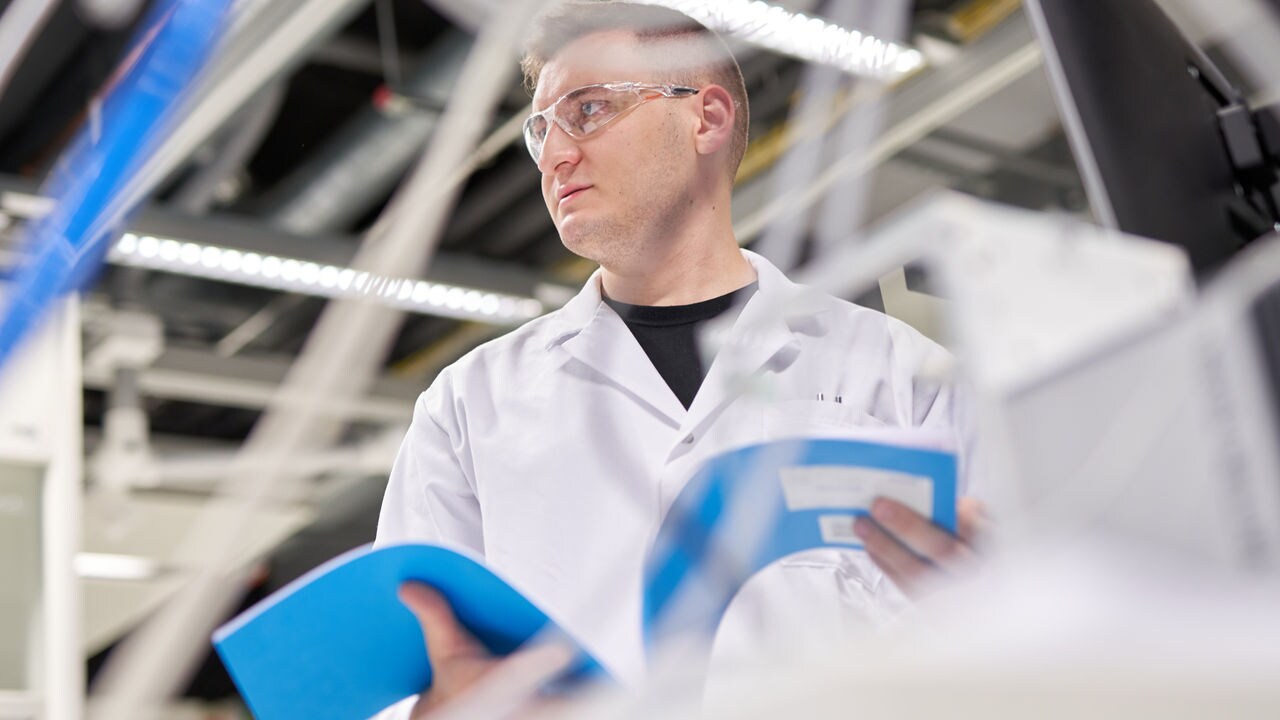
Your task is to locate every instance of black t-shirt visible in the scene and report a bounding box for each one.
[603,282,759,409]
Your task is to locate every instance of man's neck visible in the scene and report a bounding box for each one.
[599,226,755,306]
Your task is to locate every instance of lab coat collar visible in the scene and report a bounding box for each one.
[547,266,687,422]
[545,250,831,426]
[544,266,609,350]
[739,249,832,337]
[683,251,831,428]
[545,250,828,342]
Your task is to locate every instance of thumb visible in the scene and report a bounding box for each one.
[398,582,486,666]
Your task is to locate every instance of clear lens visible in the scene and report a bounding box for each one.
[526,114,548,142]
[524,83,691,163]
[524,114,548,161]
[557,86,638,137]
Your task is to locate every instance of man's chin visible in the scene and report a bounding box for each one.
[559,237,603,265]
[558,225,608,263]
[558,217,641,268]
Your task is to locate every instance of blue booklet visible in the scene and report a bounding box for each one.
[214,435,956,719]
[212,545,598,720]
[643,436,957,646]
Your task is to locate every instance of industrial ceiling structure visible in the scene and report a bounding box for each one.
[2,0,1080,436]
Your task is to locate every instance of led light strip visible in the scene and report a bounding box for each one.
[75,552,160,581]
[108,232,544,324]
[639,0,925,79]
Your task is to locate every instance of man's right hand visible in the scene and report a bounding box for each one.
[398,582,499,718]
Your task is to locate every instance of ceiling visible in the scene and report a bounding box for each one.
[0,0,1080,442]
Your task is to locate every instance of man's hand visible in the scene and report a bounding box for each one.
[398,582,499,718]
[853,497,988,598]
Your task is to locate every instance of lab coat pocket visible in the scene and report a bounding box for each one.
[762,398,887,442]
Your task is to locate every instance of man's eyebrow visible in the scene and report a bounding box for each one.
[532,84,567,110]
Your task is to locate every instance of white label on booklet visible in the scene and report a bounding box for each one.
[818,515,861,544]
[779,466,933,516]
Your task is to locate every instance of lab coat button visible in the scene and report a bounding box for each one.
[682,434,695,445]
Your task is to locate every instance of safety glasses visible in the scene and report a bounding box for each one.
[523,82,699,163]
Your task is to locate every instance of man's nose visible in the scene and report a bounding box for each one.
[537,123,582,174]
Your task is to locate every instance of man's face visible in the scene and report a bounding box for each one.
[532,31,698,269]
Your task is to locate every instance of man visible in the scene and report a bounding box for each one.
[376,2,982,716]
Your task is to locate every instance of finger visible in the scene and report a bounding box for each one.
[398,582,485,665]
[870,498,972,564]
[854,515,929,595]
[955,497,991,546]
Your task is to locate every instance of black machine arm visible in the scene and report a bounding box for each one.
[1215,97,1280,240]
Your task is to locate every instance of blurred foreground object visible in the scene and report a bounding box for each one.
[836,192,1280,569]
[0,0,232,369]
[539,193,1280,719]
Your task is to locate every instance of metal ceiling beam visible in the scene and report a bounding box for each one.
[81,345,418,430]
[311,34,417,75]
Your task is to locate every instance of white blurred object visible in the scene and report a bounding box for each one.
[75,552,159,581]
[692,539,1280,719]
[556,527,1280,720]
[833,192,1194,392]
[933,205,1193,392]
[648,195,1280,720]
[800,192,1280,570]
[958,224,1280,572]
[77,0,146,29]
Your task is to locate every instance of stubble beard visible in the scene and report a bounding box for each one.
[560,203,652,272]
[559,128,688,273]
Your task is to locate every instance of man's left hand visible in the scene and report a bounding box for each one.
[853,497,988,598]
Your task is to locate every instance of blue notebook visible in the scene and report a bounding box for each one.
[212,545,599,720]
[643,436,957,646]
[214,436,956,719]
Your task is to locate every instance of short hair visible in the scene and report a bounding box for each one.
[521,1,750,179]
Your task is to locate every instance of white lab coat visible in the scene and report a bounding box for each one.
[374,250,967,707]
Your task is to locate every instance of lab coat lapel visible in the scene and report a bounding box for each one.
[683,251,829,431]
[551,271,687,425]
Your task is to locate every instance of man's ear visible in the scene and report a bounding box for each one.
[693,84,735,158]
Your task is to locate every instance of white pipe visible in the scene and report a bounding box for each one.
[44,298,84,720]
